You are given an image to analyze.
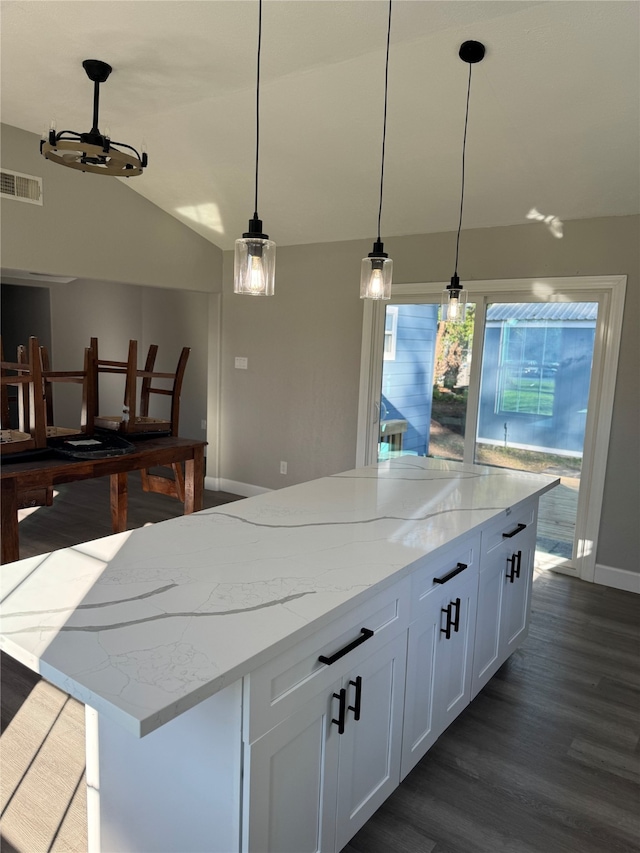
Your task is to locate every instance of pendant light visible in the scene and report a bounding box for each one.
[234,0,275,296]
[442,40,485,323]
[361,0,393,301]
[40,59,147,177]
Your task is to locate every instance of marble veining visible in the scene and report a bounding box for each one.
[0,457,558,737]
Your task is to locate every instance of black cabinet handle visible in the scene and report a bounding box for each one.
[441,603,452,639]
[319,628,374,666]
[502,522,527,539]
[332,688,347,734]
[348,675,363,721]
[433,562,468,585]
[441,597,462,639]
[507,551,523,583]
[451,597,461,633]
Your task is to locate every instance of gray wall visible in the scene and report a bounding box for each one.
[1,123,221,441]
[1,124,222,292]
[2,124,637,575]
[49,279,210,441]
[220,215,639,574]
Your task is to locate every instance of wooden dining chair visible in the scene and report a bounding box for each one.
[90,337,191,503]
[91,338,190,437]
[18,346,95,438]
[0,336,47,456]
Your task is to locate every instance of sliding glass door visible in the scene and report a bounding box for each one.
[358,277,626,581]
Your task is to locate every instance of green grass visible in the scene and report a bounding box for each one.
[500,379,555,415]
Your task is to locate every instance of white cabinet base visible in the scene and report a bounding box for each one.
[86,682,243,853]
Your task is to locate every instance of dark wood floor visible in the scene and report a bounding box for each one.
[344,570,640,853]
[1,476,639,852]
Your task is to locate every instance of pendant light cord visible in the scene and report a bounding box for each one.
[453,61,473,276]
[253,0,263,219]
[376,0,392,242]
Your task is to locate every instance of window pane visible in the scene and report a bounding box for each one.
[475,301,598,562]
[378,304,474,462]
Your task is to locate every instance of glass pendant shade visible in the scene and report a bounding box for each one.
[360,256,393,300]
[441,281,468,323]
[234,236,276,296]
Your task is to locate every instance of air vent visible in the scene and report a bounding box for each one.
[1,169,43,205]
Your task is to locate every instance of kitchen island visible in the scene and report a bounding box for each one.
[0,457,558,852]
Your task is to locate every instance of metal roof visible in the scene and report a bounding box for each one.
[486,302,598,322]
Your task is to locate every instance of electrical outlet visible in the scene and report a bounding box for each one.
[280,461,288,475]
[235,357,248,370]
[201,420,207,430]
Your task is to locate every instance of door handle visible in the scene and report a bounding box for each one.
[348,675,363,721]
[506,551,523,582]
[331,688,347,735]
[451,597,461,633]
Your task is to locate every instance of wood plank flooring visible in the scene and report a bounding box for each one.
[343,568,640,853]
[1,477,639,853]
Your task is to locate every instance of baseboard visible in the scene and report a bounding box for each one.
[593,563,640,594]
[205,476,272,498]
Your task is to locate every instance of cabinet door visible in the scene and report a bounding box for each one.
[470,554,505,698]
[431,568,478,737]
[244,686,340,853]
[401,600,438,778]
[335,632,407,852]
[401,568,478,779]
[471,502,538,698]
[500,521,536,658]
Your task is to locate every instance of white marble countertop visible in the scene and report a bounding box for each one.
[0,457,558,736]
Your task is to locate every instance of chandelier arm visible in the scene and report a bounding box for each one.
[376,0,392,243]
[109,140,142,158]
[453,61,473,277]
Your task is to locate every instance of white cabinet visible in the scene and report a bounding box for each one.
[401,535,480,779]
[243,682,338,853]
[244,632,407,853]
[334,632,406,851]
[471,500,538,699]
[88,505,543,853]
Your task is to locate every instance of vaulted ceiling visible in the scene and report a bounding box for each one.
[2,1,638,250]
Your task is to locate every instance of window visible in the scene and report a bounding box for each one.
[495,324,560,416]
[383,306,398,361]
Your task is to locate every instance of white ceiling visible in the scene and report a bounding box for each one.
[2,1,639,251]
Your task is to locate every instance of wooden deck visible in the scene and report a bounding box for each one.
[537,476,580,559]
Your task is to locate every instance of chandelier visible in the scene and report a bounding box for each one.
[40,59,147,177]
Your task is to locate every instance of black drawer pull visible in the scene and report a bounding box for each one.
[319,628,374,666]
[434,562,468,585]
[502,522,527,539]
[332,688,347,734]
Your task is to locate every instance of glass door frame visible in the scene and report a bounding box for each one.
[356,275,627,583]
